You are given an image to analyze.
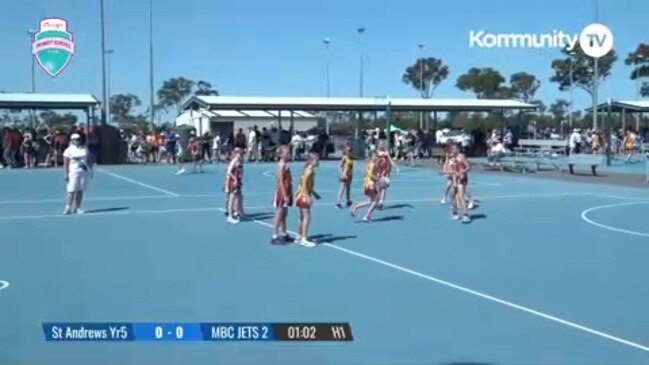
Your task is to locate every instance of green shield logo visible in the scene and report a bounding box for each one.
[32,18,75,77]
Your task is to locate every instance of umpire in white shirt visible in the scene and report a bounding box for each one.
[63,133,93,214]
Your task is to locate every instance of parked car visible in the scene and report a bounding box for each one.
[438,129,473,147]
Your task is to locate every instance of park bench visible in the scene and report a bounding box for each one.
[515,139,567,155]
[567,153,605,176]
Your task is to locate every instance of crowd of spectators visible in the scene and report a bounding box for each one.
[1,124,98,169]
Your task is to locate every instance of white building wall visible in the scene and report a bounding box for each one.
[176,111,318,136]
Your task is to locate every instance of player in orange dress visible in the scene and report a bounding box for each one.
[335,146,354,209]
[224,147,244,223]
[271,146,293,244]
[375,143,398,210]
[294,153,322,247]
[351,152,380,222]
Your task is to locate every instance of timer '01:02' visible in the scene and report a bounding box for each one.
[286,325,317,340]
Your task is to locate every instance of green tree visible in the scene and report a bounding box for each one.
[110,93,142,124]
[456,67,506,99]
[624,43,649,97]
[549,43,617,98]
[194,80,219,96]
[402,57,449,98]
[157,77,195,116]
[39,111,78,128]
[548,99,569,123]
[509,72,540,102]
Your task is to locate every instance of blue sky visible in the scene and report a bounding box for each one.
[0,0,647,117]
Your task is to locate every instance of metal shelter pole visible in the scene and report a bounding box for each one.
[606,101,612,166]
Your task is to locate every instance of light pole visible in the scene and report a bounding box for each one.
[105,49,114,124]
[27,30,37,93]
[636,54,644,131]
[148,0,155,132]
[323,38,331,98]
[27,29,37,127]
[99,0,108,125]
[592,0,600,131]
[418,42,425,130]
[569,51,575,129]
[323,37,331,135]
[355,27,365,141]
[357,27,365,97]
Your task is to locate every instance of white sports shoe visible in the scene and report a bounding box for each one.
[76,209,85,215]
[227,216,239,224]
[63,207,72,215]
[175,168,185,175]
[300,239,316,247]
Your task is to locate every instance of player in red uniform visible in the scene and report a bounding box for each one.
[449,144,471,223]
[188,137,204,174]
[271,146,293,244]
[375,143,398,210]
[224,147,244,223]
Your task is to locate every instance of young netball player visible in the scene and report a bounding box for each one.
[295,153,322,247]
[351,152,380,222]
[271,146,293,244]
[174,134,185,175]
[336,146,354,209]
[375,143,398,209]
[224,147,244,223]
[441,142,453,204]
[449,145,471,223]
[188,137,204,174]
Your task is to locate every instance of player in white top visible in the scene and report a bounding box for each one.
[212,134,221,163]
[63,133,93,215]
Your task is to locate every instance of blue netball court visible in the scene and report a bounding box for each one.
[1,161,649,364]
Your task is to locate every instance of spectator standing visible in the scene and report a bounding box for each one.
[246,126,258,162]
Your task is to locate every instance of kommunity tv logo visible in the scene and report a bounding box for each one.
[469,23,614,58]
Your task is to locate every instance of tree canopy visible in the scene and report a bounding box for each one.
[549,43,618,97]
[402,57,449,98]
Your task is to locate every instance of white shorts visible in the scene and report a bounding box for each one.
[67,172,89,193]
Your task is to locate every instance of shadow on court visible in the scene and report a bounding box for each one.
[355,215,404,223]
[241,212,275,221]
[381,203,415,210]
[470,213,487,221]
[86,207,129,214]
[309,233,357,244]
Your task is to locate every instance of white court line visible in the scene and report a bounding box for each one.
[581,201,649,238]
[0,194,173,205]
[581,192,649,201]
[0,280,8,291]
[0,193,576,221]
[97,169,180,197]
[261,169,502,186]
[225,207,649,353]
[0,207,222,221]
[0,184,507,206]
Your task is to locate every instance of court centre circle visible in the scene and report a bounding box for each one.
[581,200,649,238]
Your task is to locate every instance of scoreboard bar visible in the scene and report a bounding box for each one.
[42,323,353,342]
